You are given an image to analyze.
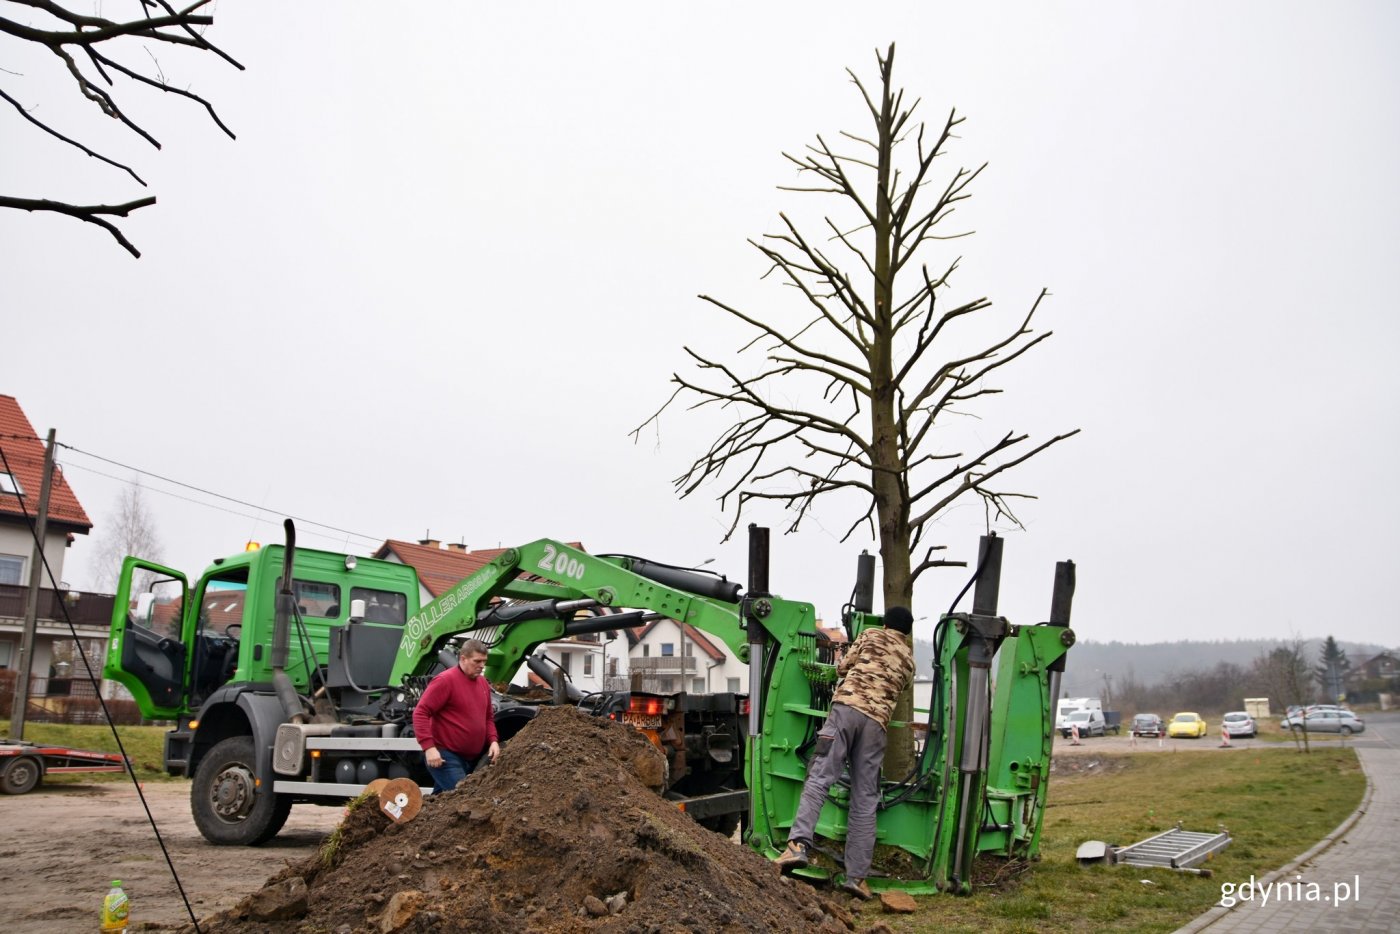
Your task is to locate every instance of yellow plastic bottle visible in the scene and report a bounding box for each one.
[101,880,129,932]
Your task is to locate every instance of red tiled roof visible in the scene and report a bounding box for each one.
[374,540,509,598]
[373,539,586,599]
[0,395,92,532]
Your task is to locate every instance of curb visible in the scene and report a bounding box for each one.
[1172,746,1374,933]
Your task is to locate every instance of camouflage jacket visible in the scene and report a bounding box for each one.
[832,625,916,729]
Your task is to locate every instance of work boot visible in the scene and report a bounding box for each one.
[773,839,810,870]
[840,878,873,900]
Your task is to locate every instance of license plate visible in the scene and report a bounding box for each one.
[623,713,662,729]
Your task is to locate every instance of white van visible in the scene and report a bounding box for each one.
[1059,709,1107,738]
[1055,696,1103,730]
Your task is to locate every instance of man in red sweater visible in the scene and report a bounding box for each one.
[412,639,500,793]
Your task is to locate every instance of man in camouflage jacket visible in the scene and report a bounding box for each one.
[774,606,916,898]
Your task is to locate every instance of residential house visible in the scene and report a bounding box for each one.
[629,617,747,695]
[0,394,110,705]
[1355,652,1398,683]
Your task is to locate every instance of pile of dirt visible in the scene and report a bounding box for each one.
[194,707,852,933]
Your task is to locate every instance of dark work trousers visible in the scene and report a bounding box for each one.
[427,748,481,794]
[786,702,886,880]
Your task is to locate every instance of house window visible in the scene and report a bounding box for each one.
[0,640,13,668]
[583,653,593,676]
[608,658,618,676]
[560,652,571,675]
[661,643,675,657]
[660,678,675,692]
[727,678,741,693]
[0,473,22,496]
[683,642,693,657]
[0,554,24,586]
[642,644,649,658]
[691,678,704,693]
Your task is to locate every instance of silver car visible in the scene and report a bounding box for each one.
[1280,709,1365,735]
[1221,711,1256,738]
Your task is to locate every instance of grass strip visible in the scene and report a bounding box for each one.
[861,746,1363,932]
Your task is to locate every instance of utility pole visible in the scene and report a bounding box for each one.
[11,428,56,739]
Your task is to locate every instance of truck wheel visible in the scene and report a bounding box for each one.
[191,736,292,845]
[1,756,42,795]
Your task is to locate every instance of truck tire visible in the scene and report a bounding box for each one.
[1,756,42,795]
[191,736,292,845]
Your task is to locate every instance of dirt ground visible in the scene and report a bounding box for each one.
[0,780,342,933]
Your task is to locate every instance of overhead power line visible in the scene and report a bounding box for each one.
[1,434,384,546]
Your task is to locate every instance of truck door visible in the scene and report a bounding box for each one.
[104,558,191,720]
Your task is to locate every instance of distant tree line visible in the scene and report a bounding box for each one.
[1105,636,1395,715]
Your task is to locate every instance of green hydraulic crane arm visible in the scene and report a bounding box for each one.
[385,539,770,686]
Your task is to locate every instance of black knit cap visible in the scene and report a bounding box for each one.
[883,606,914,634]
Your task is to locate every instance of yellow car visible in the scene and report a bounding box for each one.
[1168,712,1208,738]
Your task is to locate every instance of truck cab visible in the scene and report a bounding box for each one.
[106,545,419,726]
[105,545,426,844]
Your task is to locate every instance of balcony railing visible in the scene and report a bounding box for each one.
[629,656,696,674]
[0,584,115,628]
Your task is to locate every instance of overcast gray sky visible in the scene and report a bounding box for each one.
[4,3,1397,647]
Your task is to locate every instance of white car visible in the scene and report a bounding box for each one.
[1221,711,1256,738]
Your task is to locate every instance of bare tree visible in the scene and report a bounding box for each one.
[1261,639,1313,752]
[91,481,163,593]
[0,0,242,256]
[635,44,1078,774]
[636,43,1077,610]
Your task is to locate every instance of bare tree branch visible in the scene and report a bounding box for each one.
[910,429,1081,529]
[0,85,147,183]
[0,194,154,256]
[1,0,241,255]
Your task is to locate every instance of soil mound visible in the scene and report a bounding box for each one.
[196,707,851,933]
